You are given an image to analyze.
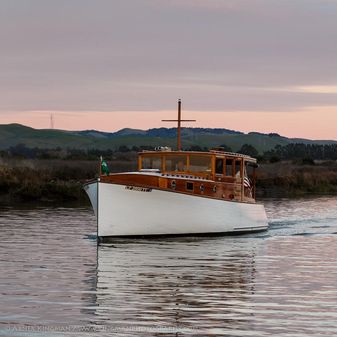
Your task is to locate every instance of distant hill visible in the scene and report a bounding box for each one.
[1,123,336,154]
[75,127,243,138]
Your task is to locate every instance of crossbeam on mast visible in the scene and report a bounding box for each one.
[162,99,196,151]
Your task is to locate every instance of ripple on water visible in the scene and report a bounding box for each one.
[0,198,337,336]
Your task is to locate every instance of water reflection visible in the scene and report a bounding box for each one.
[0,206,98,327]
[0,198,337,336]
[94,234,337,336]
[95,238,258,335]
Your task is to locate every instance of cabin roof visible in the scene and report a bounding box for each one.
[140,150,257,163]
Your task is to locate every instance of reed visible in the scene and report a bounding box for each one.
[0,158,336,203]
[257,162,337,197]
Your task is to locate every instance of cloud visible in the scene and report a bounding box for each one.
[0,0,337,114]
[295,86,337,94]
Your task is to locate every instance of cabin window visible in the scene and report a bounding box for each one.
[165,155,187,172]
[186,182,194,191]
[142,156,162,170]
[225,159,233,176]
[235,159,242,177]
[215,158,224,175]
[189,155,212,173]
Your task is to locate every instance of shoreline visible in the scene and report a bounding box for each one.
[0,159,336,204]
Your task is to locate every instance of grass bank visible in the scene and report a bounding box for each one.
[0,158,336,203]
[257,161,337,197]
[0,158,136,203]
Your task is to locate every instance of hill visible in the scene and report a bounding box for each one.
[1,123,336,154]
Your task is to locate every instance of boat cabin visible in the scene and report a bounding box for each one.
[139,149,257,199]
[100,148,258,203]
[139,150,256,179]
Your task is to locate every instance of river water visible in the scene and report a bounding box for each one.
[0,197,337,337]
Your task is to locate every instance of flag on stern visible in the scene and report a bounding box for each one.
[244,177,251,188]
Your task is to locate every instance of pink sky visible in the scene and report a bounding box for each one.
[1,2,337,141]
[1,106,336,140]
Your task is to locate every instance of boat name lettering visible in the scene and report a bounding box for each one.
[125,186,152,192]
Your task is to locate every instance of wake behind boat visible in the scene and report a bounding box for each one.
[84,101,268,241]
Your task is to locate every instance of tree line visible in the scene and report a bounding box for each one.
[262,143,337,161]
[1,142,337,162]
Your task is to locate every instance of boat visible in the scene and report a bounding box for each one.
[84,100,268,240]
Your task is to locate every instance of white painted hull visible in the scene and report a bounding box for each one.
[84,181,268,238]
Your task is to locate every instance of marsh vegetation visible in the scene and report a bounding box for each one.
[0,153,336,203]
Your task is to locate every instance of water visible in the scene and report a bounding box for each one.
[0,197,337,336]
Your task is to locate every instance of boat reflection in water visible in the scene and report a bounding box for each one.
[94,237,258,335]
[94,231,337,336]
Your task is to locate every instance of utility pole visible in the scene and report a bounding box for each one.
[50,114,54,129]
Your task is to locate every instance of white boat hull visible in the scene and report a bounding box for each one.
[84,181,268,238]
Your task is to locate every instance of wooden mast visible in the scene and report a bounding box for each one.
[162,99,196,151]
[177,99,182,151]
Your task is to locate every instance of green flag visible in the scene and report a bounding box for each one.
[101,160,109,175]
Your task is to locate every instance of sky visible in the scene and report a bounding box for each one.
[0,0,337,139]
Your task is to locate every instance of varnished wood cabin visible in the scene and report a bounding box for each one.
[100,148,258,203]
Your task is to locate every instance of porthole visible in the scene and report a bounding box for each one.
[171,180,176,189]
[200,184,205,192]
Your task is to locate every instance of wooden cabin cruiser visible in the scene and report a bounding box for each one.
[84,101,268,240]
